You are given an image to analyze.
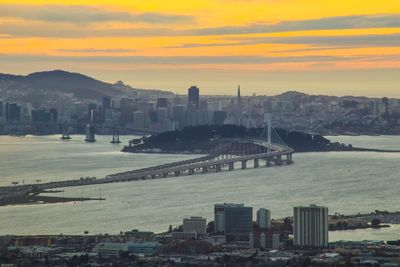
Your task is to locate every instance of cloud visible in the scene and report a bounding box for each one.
[0,13,399,38]
[188,14,400,35]
[0,54,378,65]
[0,4,193,25]
[235,33,400,47]
[0,21,176,38]
[57,48,138,53]
[171,33,400,49]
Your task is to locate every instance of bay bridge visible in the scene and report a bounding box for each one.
[0,121,294,197]
[2,113,156,144]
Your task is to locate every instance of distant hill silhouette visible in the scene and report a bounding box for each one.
[0,70,128,100]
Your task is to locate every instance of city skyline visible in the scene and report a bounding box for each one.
[0,1,399,97]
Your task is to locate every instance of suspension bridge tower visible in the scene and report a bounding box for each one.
[85,110,96,143]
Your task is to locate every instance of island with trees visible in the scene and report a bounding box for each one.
[122,125,400,154]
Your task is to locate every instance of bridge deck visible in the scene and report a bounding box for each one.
[0,139,294,195]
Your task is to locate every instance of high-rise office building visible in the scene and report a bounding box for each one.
[172,105,186,128]
[256,208,271,229]
[225,204,253,242]
[188,86,200,108]
[31,108,57,122]
[133,111,145,129]
[0,100,3,118]
[156,98,168,109]
[214,203,253,241]
[102,96,112,121]
[182,216,206,235]
[199,100,209,125]
[237,85,242,125]
[214,204,226,234]
[186,102,199,126]
[5,103,21,122]
[293,205,329,247]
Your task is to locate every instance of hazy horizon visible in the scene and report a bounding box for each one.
[2,68,399,99]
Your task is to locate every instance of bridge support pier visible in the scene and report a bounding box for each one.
[228,162,234,171]
[286,153,293,164]
[60,124,71,140]
[162,173,168,178]
[111,132,121,144]
[61,133,71,140]
[216,164,222,172]
[202,166,208,173]
[241,160,247,170]
[275,155,283,166]
[254,158,259,168]
[85,124,96,142]
[151,175,156,179]
[174,171,181,177]
[265,159,271,167]
[189,169,194,175]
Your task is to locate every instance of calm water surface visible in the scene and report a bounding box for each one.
[0,134,399,242]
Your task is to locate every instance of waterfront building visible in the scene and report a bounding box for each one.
[214,203,253,242]
[257,208,271,229]
[31,108,57,122]
[183,216,206,235]
[293,205,329,247]
[171,232,198,240]
[95,241,160,258]
[214,204,226,234]
[124,229,154,241]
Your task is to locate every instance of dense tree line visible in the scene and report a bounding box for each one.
[123,125,352,153]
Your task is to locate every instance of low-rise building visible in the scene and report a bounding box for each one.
[183,216,206,235]
[95,241,160,258]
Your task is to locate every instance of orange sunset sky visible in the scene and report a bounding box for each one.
[0,0,399,97]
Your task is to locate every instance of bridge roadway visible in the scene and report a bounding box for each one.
[0,139,294,195]
[105,139,293,181]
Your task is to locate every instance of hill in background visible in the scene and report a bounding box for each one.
[0,70,173,105]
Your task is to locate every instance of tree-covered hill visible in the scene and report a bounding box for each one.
[122,125,354,153]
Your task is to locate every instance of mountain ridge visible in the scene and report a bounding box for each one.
[0,70,126,100]
[0,70,175,105]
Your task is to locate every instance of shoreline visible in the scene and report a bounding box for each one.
[0,195,105,207]
[121,146,400,154]
[1,132,399,137]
